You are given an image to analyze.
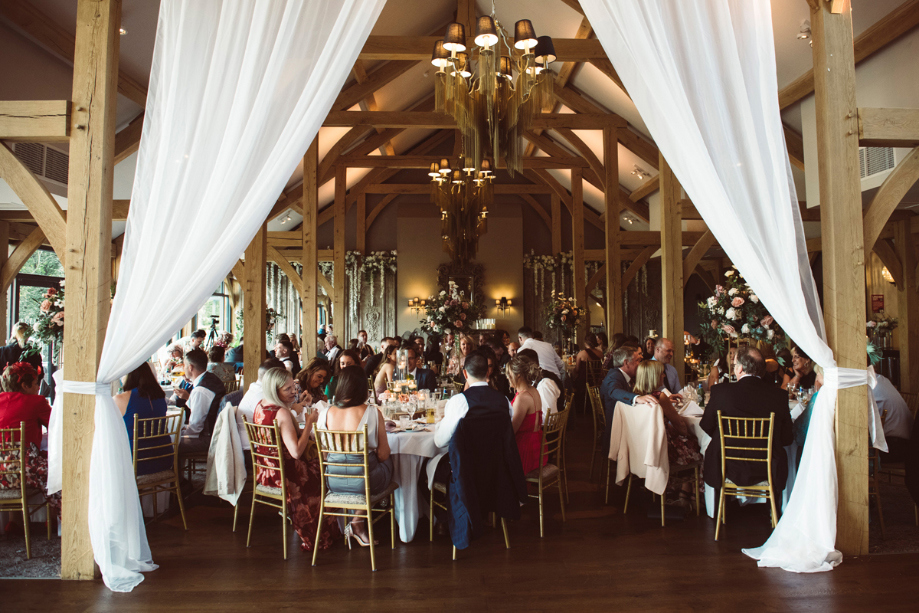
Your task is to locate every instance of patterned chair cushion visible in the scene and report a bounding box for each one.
[255,483,284,497]
[0,487,28,500]
[433,481,447,494]
[323,481,399,507]
[136,470,177,487]
[525,463,560,482]
[725,478,770,488]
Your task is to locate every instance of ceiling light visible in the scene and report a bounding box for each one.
[631,165,649,181]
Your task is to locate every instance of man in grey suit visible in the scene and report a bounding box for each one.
[599,345,658,455]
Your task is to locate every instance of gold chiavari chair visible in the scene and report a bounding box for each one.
[714,411,777,541]
[430,479,511,560]
[225,378,241,394]
[312,424,398,572]
[133,413,187,530]
[0,423,51,559]
[868,445,886,539]
[243,417,291,559]
[587,386,608,484]
[557,397,573,503]
[526,410,569,537]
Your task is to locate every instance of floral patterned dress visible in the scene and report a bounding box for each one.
[652,392,703,467]
[253,403,338,550]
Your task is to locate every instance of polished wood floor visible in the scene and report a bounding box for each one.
[5,413,919,612]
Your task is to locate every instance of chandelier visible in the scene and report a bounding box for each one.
[429,155,495,264]
[430,9,556,176]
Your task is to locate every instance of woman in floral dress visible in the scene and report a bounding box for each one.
[252,367,338,551]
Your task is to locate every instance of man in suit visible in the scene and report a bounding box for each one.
[700,346,793,492]
[405,346,436,392]
[324,335,342,364]
[599,345,658,455]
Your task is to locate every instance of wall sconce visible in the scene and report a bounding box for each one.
[495,297,512,315]
[408,297,426,314]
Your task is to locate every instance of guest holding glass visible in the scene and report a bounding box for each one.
[326,349,360,400]
[160,343,184,376]
[316,366,393,547]
[373,345,399,397]
[424,334,444,375]
[296,357,331,406]
[114,362,171,475]
[253,367,338,552]
[787,346,817,391]
[505,356,546,474]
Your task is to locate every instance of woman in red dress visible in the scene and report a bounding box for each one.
[506,356,546,474]
[253,367,339,551]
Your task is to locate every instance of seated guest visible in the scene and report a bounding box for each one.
[435,353,515,447]
[326,349,360,400]
[633,360,701,499]
[253,367,338,552]
[533,331,544,341]
[447,333,477,380]
[642,336,657,360]
[160,343,185,375]
[518,348,562,418]
[1,322,42,375]
[405,346,437,392]
[364,337,395,377]
[226,339,244,367]
[486,337,511,371]
[596,331,609,356]
[424,334,444,375]
[700,347,793,492]
[296,357,331,406]
[207,346,236,388]
[575,333,605,406]
[507,342,520,357]
[373,345,399,396]
[652,338,683,397]
[0,363,59,511]
[476,345,512,400]
[685,333,711,362]
[324,335,342,364]
[316,366,393,547]
[600,345,658,455]
[412,336,426,361]
[602,333,628,369]
[114,362,171,475]
[174,349,227,456]
[356,329,374,363]
[275,339,301,375]
[788,346,817,391]
[237,358,284,451]
[315,335,327,360]
[186,329,207,353]
[517,327,565,378]
[505,356,546,474]
[874,370,913,462]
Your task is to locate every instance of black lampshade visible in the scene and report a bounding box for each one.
[439,158,451,174]
[514,19,537,50]
[431,41,450,68]
[474,16,498,48]
[499,56,514,78]
[480,159,492,175]
[534,35,556,64]
[443,22,466,52]
[453,52,471,77]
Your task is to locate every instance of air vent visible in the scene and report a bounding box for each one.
[10,142,69,187]
[859,147,895,179]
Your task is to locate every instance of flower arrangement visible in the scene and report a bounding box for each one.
[697,267,787,354]
[32,284,65,346]
[866,314,898,333]
[420,280,479,335]
[544,292,582,333]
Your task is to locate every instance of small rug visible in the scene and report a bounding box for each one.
[0,530,61,579]
[869,481,919,555]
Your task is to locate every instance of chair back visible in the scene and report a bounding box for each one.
[588,385,605,430]
[613,401,669,480]
[539,410,567,470]
[243,418,287,489]
[314,425,371,501]
[132,413,182,476]
[902,391,919,420]
[225,378,241,394]
[0,422,27,500]
[585,360,604,386]
[716,410,775,479]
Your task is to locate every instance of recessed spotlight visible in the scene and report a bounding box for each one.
[631,165,649,181]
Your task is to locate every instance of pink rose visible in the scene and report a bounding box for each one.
[454,320,463,328]
[40,300,52,312]
[460,313,467,320]
[52,312,64,326]
[561,315,567,322]
[761,315,774,328]
[731,297,744,307]
[722,324,735,335]
[48,288,57,296]
[715,285,724,297]
[711,320,718,330]
[461,302,469,309]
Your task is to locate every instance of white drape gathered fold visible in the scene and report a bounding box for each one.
[46,0,386,592]
[579,0,866,572]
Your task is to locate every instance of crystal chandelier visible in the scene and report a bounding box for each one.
[431,9,556,176]
[429,155,495,264]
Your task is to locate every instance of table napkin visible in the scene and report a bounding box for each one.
[679,400,704,417]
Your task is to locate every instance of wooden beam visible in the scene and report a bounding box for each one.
[895,220,919,393]
[1,226,44,291]
[267,245,304,297]
[340,155,590,169]
[622,246,656,289]
[605,127,622,334]
[523,130,576,160]
[231,259,245,285]
[784,125,806,172]
[619,187,650,224]
[333,61,419,112]
[112,199,129,221]
[356,192,366,254]
[660,155,684,382]
[302,139,319,359]
[0,142,67,257]
[812,0,868,555]
[863,147,919,252]
[551,194,561,254]
[61,0,118,581]
[0,100,70,141]
[682,230,716,288]
[323,111,620,130]
[113,112,144,164]
[617,127,660,171]
[243,225,267,392]
[588,58,629,96]
[555,127,606,188]
[630,177,659,202]
[333,166,346,335]
[351,61,396,156]
[780,0,919,110]
[519,194,552,229]
[858,108,919,148]
[365,193,398,230]
[572,168,587,345]
[361,183,554,195]
[873,238,902,287]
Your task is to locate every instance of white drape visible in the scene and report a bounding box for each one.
[47,0,386,591]
[579,0,866,572]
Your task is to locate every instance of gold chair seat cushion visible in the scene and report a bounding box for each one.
[324,481,399,507]
[725,478,769,488]
[136,470,178,486]
[255,483,284,497]
[0,486,39,500]
[525,463,560,482]
[433,481,447,494]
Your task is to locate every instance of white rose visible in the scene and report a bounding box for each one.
[741,324,750,334]
[767,329,775,339]
[717,307,724,315]
[562,309,569,315]
[725,270,735,277]
[440,291,446,296]
[439,306,446,312]
[750,294,759,303]
[707,296,717,308]
[59,280,65,287]
[33,322,41,331]
[726,308,736,320]
[728,288,738,296]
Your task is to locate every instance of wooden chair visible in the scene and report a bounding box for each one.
[133,413,187,530]
[580,359,604,414]
[312,424,398,571]
[526,409,569,537]
[557,398,573,502]
[714,411,777,541]
[901,392,919,420]
[243,417,291,559]
[429,478,511,560]
[0,422,51,559]
[868,446,886,539]
[225,378,241,394]
[587,385,608,484]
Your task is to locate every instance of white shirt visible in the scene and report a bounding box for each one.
[325,345,341,364]
[434,381,514,449]
[519,338,566,378]
[537,377,561,420]
[874,374,913,440]
[181,372,216,438]
[236,380,264,450]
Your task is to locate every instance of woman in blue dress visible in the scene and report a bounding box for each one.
[114,362,171,475]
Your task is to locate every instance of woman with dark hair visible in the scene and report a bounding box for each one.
[788,346,817,391]
[206,345,236,388]
[0,363,59,512]
[296,357,331,406]
[0,322,42,375]
[316,366,393,547]
[373,344,399,396]
[326,349,361,400]
[253,367,338,551]
[642,336,657,360]
[114,362,171,476]
[595,331,609,356]
[473,345,512,400]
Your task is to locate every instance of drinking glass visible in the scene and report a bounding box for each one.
[398,414,411,430]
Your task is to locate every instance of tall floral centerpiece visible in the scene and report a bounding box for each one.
[866,313,897,349]
[697,267,787,355]
[544,292,582,354]
[420,281,478,336]
[21,283,65,362]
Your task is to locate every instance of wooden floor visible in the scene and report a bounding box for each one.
[5,414,919,612]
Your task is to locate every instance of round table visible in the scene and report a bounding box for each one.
[386,426,439,542]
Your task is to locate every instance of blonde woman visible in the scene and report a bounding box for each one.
[447,333,477,381]
[252,367,338,552]
[505,355,545,474]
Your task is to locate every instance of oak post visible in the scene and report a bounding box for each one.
[605,128,622,335]
[572,168,587,346]
[61,0,120,580]
[812,0,869,554]
[895,220,918,394]
[333,165,346,339]
[659,155,684,382]
[302,139,319,360]
[0,221,7,342]
[243,224,267,392]
[551,194,561,255]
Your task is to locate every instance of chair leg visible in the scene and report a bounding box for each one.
[452,545,457,561]
[246,491,257,548]
[367,508,377,572]
[875,485,886,539]
[605,460,612,505]
[22,502,31,560]
[46,506,51,539]
[623,474,633,514]
[281,499,288,560]
[715,487,726,541]
[429,489,434,542]
[390,495,396,550]
[233,500,240,533]
[557,479,566,523]
[768,486,778,530]
[175,481,188,531]
[311,503,324,567]
[501,517,510,549]
[537,481,545,538]
[694,467,700,516]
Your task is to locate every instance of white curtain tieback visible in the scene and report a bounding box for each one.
[62,380,111,395]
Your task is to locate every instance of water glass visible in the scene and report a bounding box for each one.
[398,414,411,430]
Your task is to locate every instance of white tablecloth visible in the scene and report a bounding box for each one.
[386,427,439,542]
[682,401,802,518]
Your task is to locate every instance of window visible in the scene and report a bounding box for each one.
[194,283,231,344]
[9,249,64,335]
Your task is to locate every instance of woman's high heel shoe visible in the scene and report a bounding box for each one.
[344,521,375,548]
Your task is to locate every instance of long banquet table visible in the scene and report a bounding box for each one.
[385,425,439,543]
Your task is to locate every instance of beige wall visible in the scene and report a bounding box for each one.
[865,250,900,346]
